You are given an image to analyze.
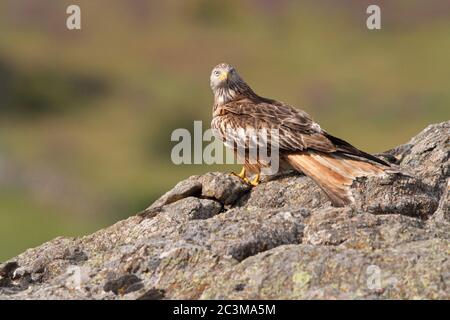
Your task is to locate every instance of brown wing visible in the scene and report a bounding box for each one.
[213,96,389,166]
[213,97,337,153]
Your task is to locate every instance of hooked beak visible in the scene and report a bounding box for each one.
[218,71,228,82]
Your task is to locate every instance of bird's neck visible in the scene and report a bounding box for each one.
[214,87,237,106]
[213,84,257,106]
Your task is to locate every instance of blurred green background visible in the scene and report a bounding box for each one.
[0,0,449,261]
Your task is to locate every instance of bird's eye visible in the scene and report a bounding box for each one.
[214,70,221,76]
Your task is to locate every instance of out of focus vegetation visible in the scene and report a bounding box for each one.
[0,0,449,261]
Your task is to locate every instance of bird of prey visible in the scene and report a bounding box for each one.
[210,63,391,207]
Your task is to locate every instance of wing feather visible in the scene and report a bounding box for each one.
[213,98,335,153]
[212,96,389,167]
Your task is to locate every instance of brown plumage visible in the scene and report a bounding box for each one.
[210,63,390,207]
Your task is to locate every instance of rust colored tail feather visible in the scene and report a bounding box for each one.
[285,151,387,207]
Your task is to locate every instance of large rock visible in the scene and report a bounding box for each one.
[0,121,449,299]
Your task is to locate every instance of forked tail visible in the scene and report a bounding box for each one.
[285,151,387,206]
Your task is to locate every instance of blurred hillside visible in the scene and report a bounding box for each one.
[0,0,449,261]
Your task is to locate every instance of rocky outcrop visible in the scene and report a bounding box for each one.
[0,121,449,299]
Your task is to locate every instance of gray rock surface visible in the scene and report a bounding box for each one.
[0,121,449,299]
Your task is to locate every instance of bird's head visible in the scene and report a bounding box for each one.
[210,63,241,89]
[210,63,253,104]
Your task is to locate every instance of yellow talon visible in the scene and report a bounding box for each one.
[231,168,260,187]
[249,173,260,186]
[231,166,247,180]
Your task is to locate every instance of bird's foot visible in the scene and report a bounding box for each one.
[231,167,247,180]
[248,173,260,187]
[231,167,260,187]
